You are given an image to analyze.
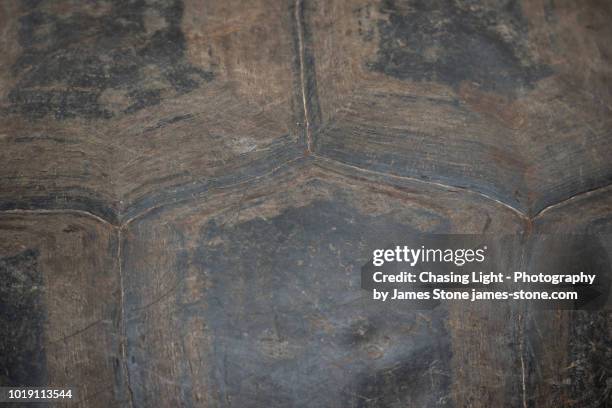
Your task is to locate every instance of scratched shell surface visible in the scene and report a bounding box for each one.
[0,0,610,407]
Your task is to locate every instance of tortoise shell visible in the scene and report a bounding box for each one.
[0,0,610,406]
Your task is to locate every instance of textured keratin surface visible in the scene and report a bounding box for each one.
[0,0,610,407]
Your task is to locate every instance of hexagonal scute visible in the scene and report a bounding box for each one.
[305,0,612,215]
[531,186,612,408]
[0,0,302,222]
[121,159,528,407]
[0,213,121,407]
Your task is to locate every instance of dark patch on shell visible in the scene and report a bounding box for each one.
[369,0,552,92]
[0,249,46,386]
[8,0,214,120]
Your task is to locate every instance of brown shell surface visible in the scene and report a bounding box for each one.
[0,0,610,407]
